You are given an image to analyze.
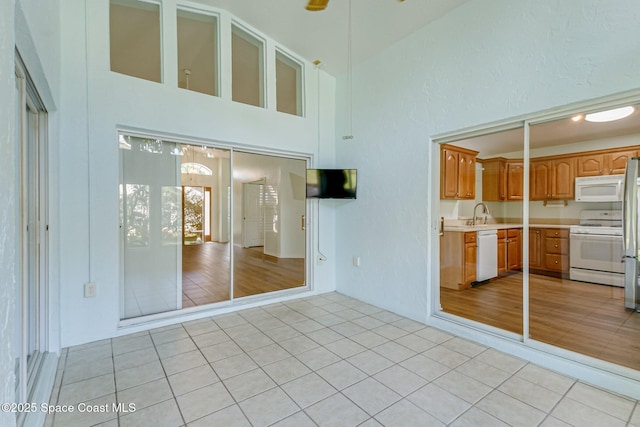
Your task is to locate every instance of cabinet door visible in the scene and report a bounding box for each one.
[464,242,477,285]
[577,154,605,177]
[551,158,575,199]
[530,161,551,200]
[507,229,521,271]
[506,161,524,200]
[441,149,459,199]
[529,228,543,269]
[497,230,506,273]
[482,160,506,201]
[459,152,476,199]
[607,150,637,175]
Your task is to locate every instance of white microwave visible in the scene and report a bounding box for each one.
[574,174,624,202]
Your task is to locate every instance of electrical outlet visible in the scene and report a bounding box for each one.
[84,282,97,298]
[353,256,360,267]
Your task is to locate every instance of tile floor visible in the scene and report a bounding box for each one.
[45,292,640,427]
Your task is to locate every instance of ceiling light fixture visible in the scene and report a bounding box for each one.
[571,114,583,122]
[584,106,635,123]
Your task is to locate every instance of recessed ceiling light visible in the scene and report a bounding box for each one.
[571,114,583,122]
[584,106,635,123]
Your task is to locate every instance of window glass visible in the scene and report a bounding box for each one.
[177,10,218,96]
[110,0,161,82]
[276,51,302,116]
[231,25,264,107]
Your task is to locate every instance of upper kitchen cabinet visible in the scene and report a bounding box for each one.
[482,158,523,201]
[530,157,575,200]
[441,144,478,199]
[577,147,638,177]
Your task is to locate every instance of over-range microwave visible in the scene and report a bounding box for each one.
[574,174,624,202]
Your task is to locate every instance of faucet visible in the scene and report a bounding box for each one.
[473,203,490,225]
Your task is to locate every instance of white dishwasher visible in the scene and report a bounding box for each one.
[476,229,498,283]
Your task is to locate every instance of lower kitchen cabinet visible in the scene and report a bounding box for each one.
[497,228,522,274]
[529,228,543,269]
[440,231,476,290]
[507,228,522,271]
[529,227,569,278]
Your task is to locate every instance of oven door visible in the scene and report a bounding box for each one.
[569,233,624,273]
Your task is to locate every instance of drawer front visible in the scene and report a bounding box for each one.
[507,228,521,238]
[464,232,476,243]
[497,229,506,239]
[543,228,569,239]
[544,254,569,271]
[544,237,569,255]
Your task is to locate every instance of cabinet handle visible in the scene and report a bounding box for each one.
[554,244,558,248]
[555,260,558,264]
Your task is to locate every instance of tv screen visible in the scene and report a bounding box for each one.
[306,169,357,199]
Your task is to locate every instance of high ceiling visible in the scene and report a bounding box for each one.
[192,0,471,76]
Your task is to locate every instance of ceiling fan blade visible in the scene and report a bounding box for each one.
[306,0,329,11]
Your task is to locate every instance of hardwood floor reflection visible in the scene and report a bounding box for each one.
[441,273,640,370]
[182,242,305,307]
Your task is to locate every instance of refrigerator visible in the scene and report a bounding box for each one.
[623,157,640,310]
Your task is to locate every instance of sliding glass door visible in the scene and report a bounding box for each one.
[119,132,307,321]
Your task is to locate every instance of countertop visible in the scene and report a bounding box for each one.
[443,223,573,232]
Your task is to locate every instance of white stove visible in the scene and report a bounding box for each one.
[569,210,624,287]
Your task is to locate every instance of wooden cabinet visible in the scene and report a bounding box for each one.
[506,228,522,271]
[543,228,569,275]
[530,158,575,200]
[497,230,507,273]
[529,228,543,270]
[506,161,524,200]
[482,158,523,201]
[529,227,569,278]
[440,231,476,290]
[441,145,478,200]
[497,228,521,273]
[464,232,477,286]
[577,148,637,177]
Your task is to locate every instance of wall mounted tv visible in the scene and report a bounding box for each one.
[306,169,357,199]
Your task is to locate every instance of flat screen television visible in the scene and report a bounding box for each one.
[306,169,357,199]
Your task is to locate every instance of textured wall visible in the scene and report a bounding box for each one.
[0,0,17,424]
[334,0,640,320]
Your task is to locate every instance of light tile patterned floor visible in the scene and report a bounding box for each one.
[45,292,640,427]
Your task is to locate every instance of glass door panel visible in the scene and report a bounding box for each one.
[180,146,231,307]
[232,152,306,298]
[439,127,524,335]
[528,108,640,370]
[120,136,182,319]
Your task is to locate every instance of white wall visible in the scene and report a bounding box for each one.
[58,0,337,347]
[0,0,16,421]
[334,0,640,323]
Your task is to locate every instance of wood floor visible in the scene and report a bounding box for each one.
[441,272,640,370]
[182,242,305,307]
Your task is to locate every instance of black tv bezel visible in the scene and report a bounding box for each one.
[306,168,357,200]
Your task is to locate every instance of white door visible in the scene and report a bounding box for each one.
[243,182,264,248]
